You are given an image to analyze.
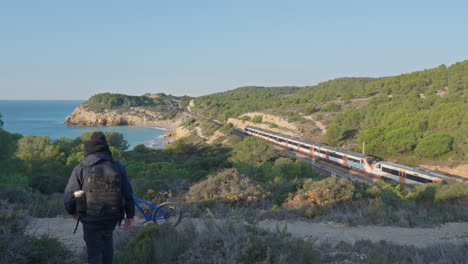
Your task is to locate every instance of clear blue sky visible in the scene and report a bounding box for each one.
[1,0,467,99]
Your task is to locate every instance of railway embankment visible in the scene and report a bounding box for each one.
[422,164,468,178]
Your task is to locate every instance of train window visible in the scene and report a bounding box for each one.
[348,158,360,163]
[382,167,399,176]
[329,152,344,159]
[300,144,310,149]
[406,174,433,184]
[367,158,376,164]
[377,164,381,169]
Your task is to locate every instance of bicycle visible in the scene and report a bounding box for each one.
[133,197,183,227]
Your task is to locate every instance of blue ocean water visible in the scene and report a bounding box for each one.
[0,100,167,149]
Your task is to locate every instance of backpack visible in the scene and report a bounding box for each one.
[82,160,123,218]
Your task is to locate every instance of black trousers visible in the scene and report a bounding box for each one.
[82,221,119,264]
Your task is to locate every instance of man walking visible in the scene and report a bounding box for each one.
[64,132,135,264]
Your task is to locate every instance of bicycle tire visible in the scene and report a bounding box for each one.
[151,202,183,227]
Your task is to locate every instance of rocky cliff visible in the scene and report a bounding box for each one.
[64,104,178,129]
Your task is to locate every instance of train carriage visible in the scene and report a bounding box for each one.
[244,126,466,184]
[374,161,462,184]
[245,126,377,173]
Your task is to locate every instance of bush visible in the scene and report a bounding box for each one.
[133,144,153,153]
[251,115,263,123]
[219,123,234,134]
[415,133,454,158]
[115,223,191,264]
[321,103,342,112]
[384,128,418,154]
[434,182,468,201]
[186,169,269,206]
[284,177,355,209]
[240,115,251,121]
[29,235,73,263]
[0,202,72,263]
[230,136,276,165]
[303,104,317,115]
[117,220,322,264]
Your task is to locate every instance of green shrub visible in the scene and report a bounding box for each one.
[303,104,317,115]
[321,103,342,112]
[415,133,454,158]
[219,122,234,133]
[251,115,263,123]
[116,224,191,264]
[186,169,269,205]
[284,177,355,209]
[230,136,276,165]
[434,182,468,201]
[118,220,322,264]
[133,144,153,153]
[240,115,251,121]
[383,127,418,154]
[29,235,73,264]
[0,203,72,264]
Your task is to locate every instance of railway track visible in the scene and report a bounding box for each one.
[275,146,375,184]
[178,107,374,183]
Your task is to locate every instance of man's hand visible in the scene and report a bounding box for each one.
[72,213,80,220]
[124,218,133,230]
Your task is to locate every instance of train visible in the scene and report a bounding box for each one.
[244,126,466,184]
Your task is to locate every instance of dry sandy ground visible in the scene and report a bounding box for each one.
[26,217,468,255]
[259,220,468,248]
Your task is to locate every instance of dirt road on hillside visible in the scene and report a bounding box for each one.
[26,217,468,255]
[259,220,468,248]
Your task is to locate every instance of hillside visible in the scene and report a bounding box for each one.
[64,93,189,127]
[63,61,468,167]
[2,104,468,262]
[191,61,468,166]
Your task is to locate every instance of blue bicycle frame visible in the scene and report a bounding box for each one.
[133,197,171,222]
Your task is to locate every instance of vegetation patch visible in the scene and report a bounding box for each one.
[186,169,269,206]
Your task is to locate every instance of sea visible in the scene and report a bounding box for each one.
[0,100,167,149]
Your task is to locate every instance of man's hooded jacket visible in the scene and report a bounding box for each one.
[64,132,135,223]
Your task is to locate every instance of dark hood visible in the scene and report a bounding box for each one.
[84,131,111,157]
[81,153,113,167]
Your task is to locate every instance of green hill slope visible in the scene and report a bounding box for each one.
[324,62,467,164]
[192,61,468,164]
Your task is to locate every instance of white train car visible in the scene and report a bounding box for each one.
[244,126,467,184]
[374,161,462,184]
[244,126,376,174]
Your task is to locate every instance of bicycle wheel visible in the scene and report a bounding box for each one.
[151,202,183,227]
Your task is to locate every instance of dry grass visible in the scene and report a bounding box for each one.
[0,199,73,264]
[186,168,270,206]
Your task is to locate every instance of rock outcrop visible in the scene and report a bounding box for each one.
[64,105,177,129]
[226,112,299,137]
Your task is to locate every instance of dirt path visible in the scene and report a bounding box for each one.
[303,116,327,135]
[259,220,468,248]
[25,216,145,255]
[26,217,468,255]
[26,216,87,254]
